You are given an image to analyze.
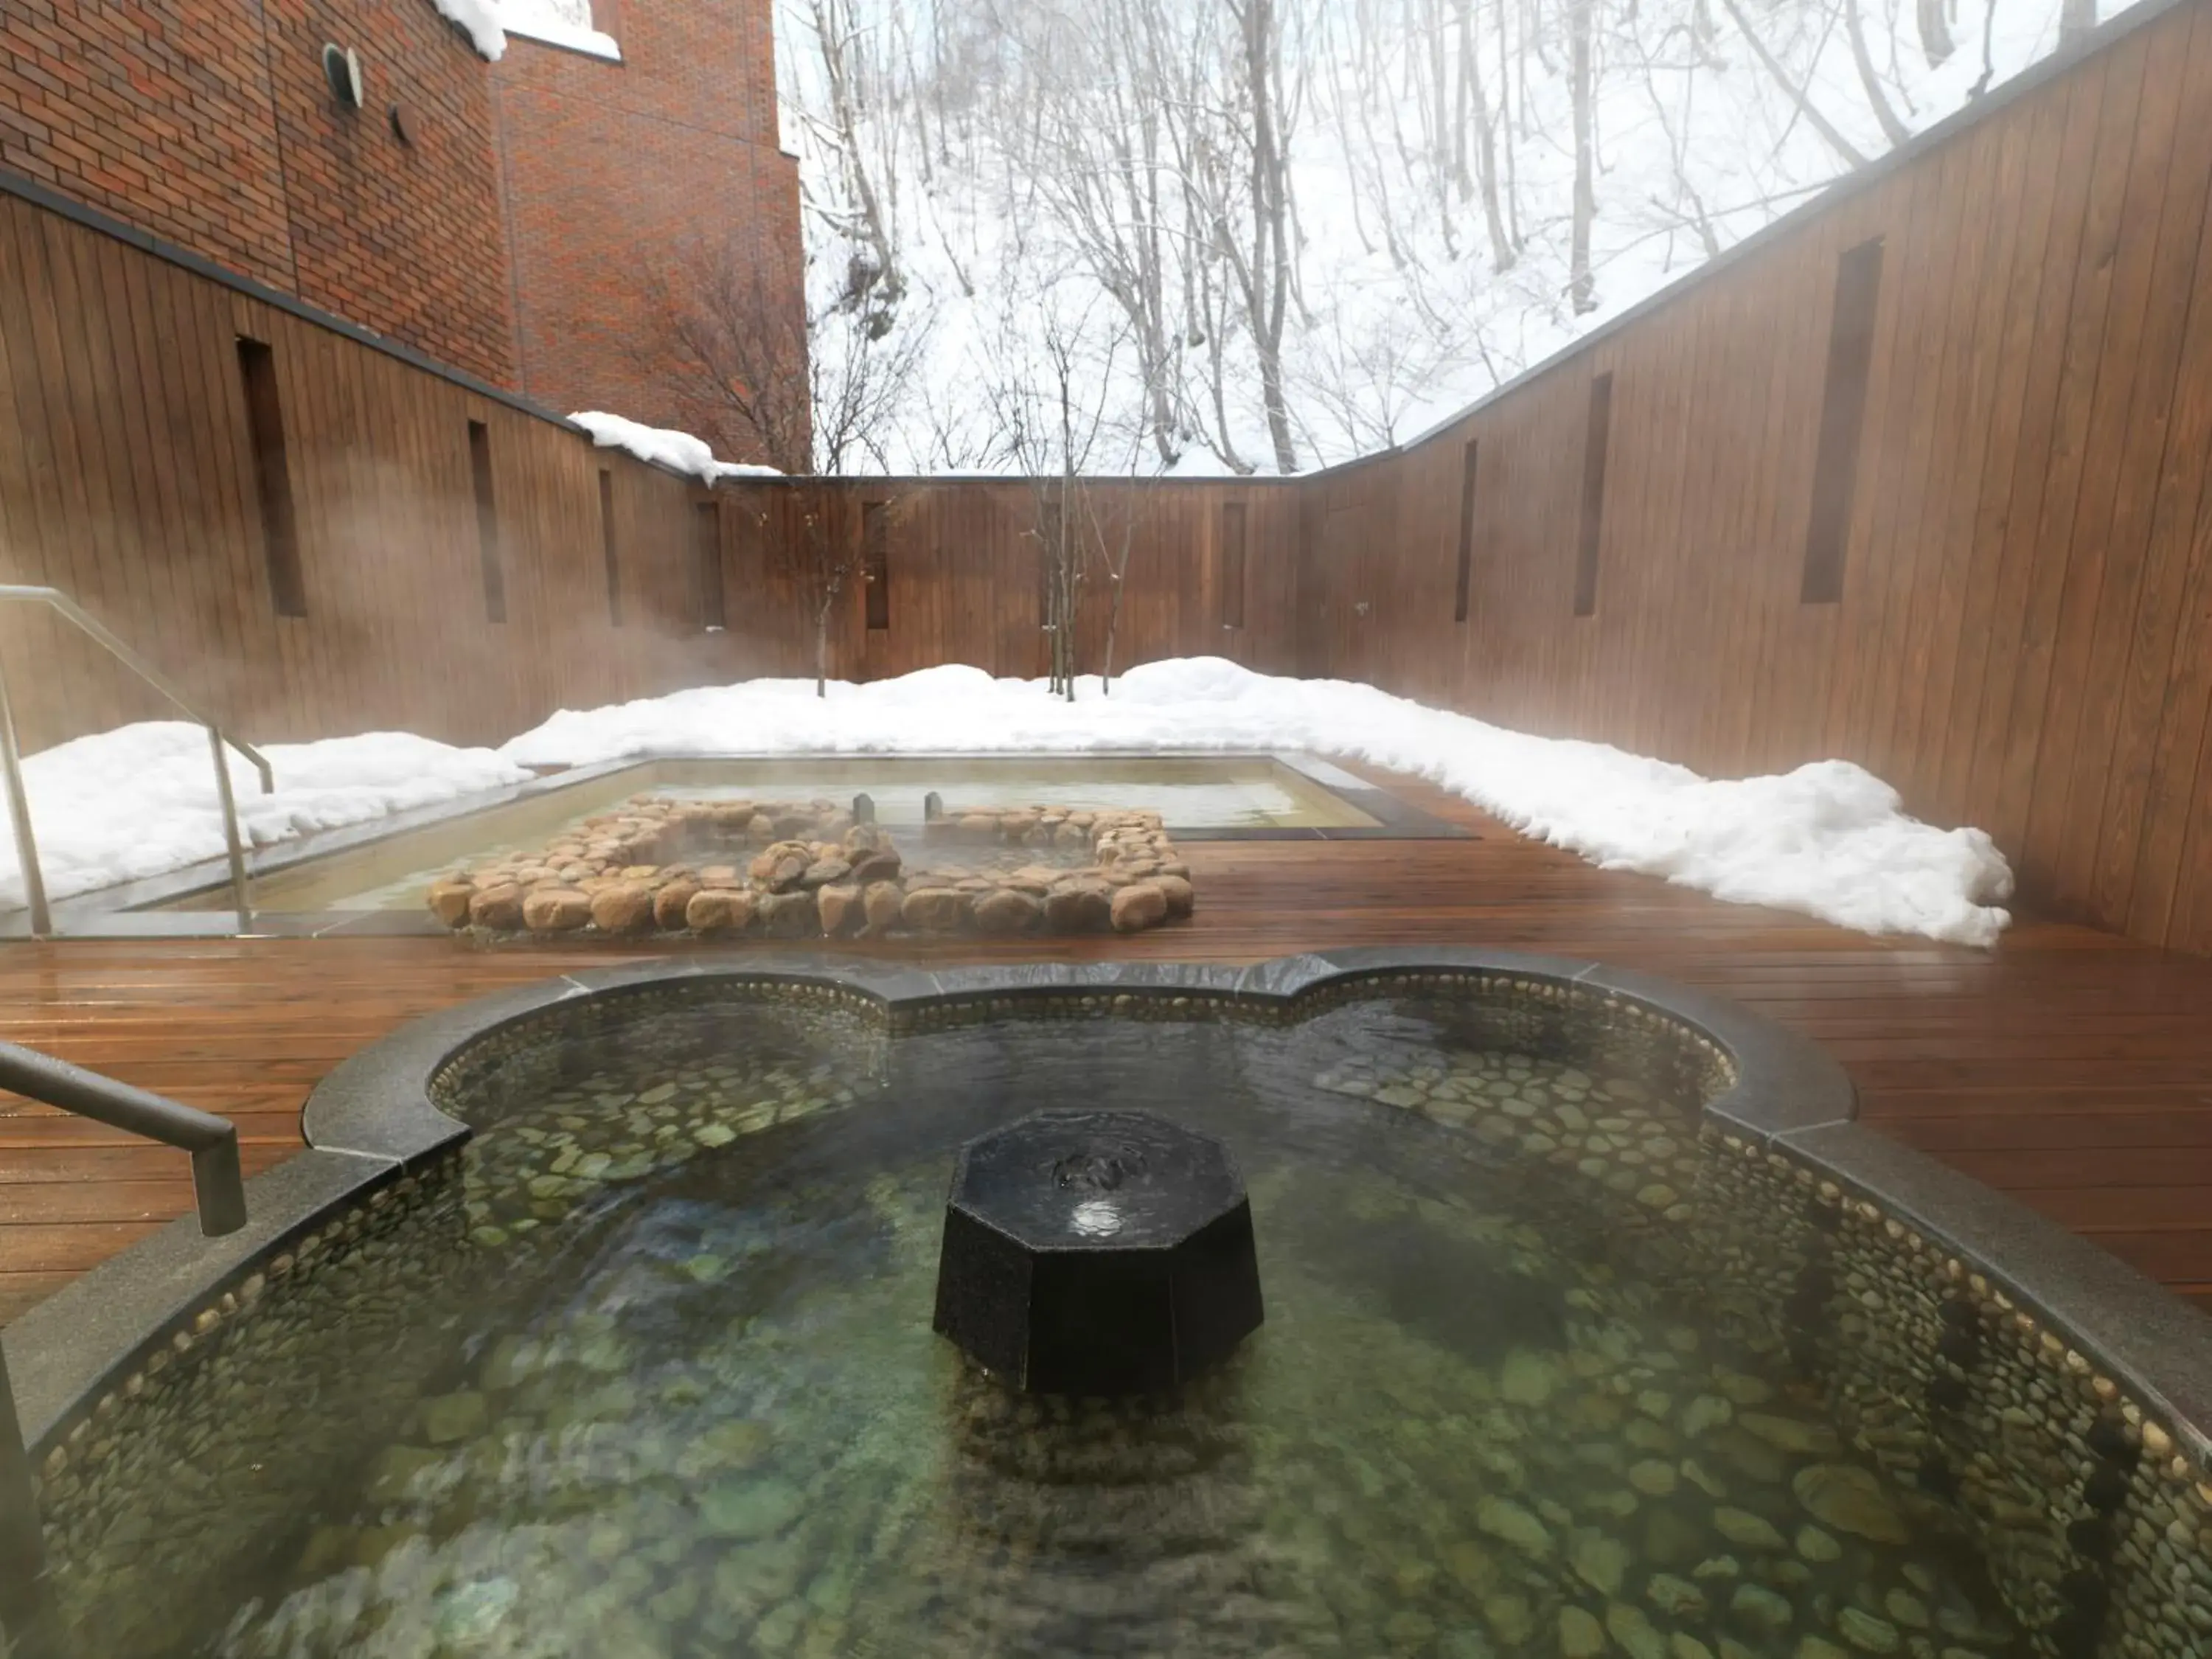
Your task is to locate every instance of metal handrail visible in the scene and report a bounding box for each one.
[0,584,274,937]
[0,1043,247,1237]
[0,1043,246,1636]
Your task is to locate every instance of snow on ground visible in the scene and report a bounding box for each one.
[504,659,2014,947]
[0,724,528,912]
[571,412,785,484]
[0,664,2011,944]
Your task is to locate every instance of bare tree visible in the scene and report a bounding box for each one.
[1569,0,1599,313]
[983,293,1129,695]
[1846,0,1914,145]
[647,233,924,473]
[1183,0,1302,472]
[725,484,906,696]
[797,0,906,316]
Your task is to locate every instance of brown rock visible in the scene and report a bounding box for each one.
[817,882,865,936]
[771,813,815,839]
[902,887,971,933]
[1053,821,1091,849]
[749,841,813,892]
[957,813,1001,844]
[653,879,702,930]
[1161,861,1190,879]
[1043,882,1113,933]
[1155,874,1195,919]
[1110,882,1169,933]
[427,881,475,928]
[801,858,852,889]
[849,849,902,885]
[757,890,821,939]
[523,888,593,933]
[590,881,655,934]
[973,887,1044,936]
[698,865,740,886]
[844,823,888,855]
[744,815,777,845]
[467,884,524,930]
[619,864,659,881]
[709,803,755,830]
[863,880,906,933]
[686,888,754,933]
[1000,812,1038,841]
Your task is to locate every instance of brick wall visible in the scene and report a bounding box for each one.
[0,0,518,386]
[490,0,805,463]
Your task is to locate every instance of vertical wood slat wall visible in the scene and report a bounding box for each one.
[0,190,1298,757]
[1,0,2211,953]
[1297,0,2212,956]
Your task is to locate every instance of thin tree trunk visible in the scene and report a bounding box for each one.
[1569,0,1596,314]
[1915,0,1955,66]
[1848,0,1914,145]
[1462,0,1512,270]
[1719,0,1871,168]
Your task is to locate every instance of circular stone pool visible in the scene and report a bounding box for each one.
[13,957,2212,1659]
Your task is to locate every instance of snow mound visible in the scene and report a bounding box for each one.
[503,659,2014,947]
[429,0,505,60]
[0,723,529,911]
[570,411,784,484]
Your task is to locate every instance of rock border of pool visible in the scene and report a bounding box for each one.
[7,948,2211,1649]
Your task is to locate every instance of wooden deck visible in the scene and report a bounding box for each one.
[4,767,2210,1327]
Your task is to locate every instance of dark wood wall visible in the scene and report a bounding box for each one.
[714,478,1301,686]
[1298,0,2212,956]
[0,187,1294,753]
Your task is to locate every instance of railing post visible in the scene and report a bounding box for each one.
[189,1133,248,1238]
[206,726,252,936]
[0,653,50,940]
[0,1340,46,1644]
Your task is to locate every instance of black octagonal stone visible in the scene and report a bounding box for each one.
[931,1109,1265,1394]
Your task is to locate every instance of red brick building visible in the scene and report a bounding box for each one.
[491,1,804,461]
[0,0,802,453]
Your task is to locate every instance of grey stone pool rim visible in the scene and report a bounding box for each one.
[7,943,2211,1506]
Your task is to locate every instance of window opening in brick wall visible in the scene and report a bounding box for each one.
[863,500,890,630]
[1453,439,1479,624]
[1801,237,1885,605]
[468,420,504,623]
[1220,501,1248,630]
[236,338,305,618]
[599,469,622,627]
[695,501,726,630]
[1573,374,1613,619]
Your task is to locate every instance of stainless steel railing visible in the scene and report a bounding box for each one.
[0,585,274,936]
[0,1042,247,1237]
[0,1043,246,1638]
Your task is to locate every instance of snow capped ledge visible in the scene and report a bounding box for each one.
[569,411,785,484]
[428,0,506,60]
[497,0,622,61]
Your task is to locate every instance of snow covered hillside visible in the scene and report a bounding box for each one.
[773,0,2139,475]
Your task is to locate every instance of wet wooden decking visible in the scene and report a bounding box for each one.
[4,767,2210,1327]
